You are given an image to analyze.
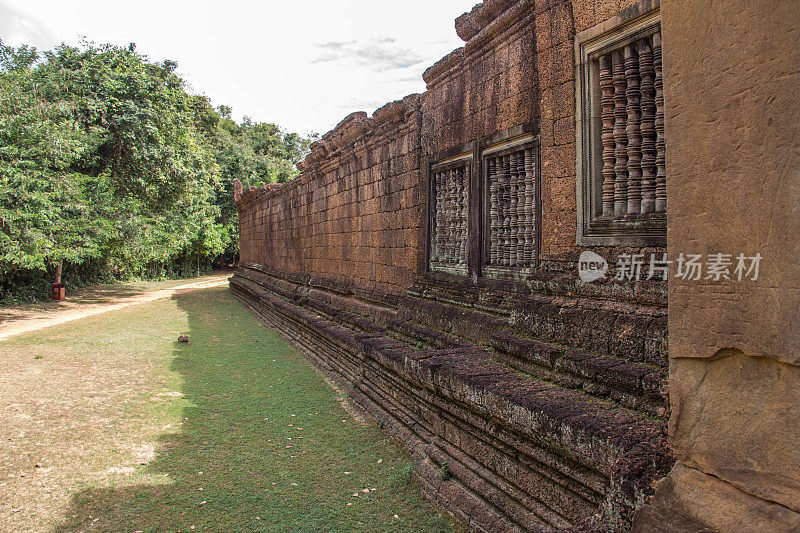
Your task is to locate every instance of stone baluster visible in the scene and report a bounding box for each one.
[508,152,519,267]
[612,49,628,217]
[443,170,451,262]
[454,170,461,262]
[454,168,461,264]
[457,167,467,264]
[517,151,528,266]
[515,151,526,266]
[489,158,499,265]
[625,43,642,215]
[523,148,535,266]
[504,155,514,266]
[599,53,616,217]
[653,31,667,213]
[639,37,657,214]
[462,168,469,263]
[450,169,457,263]
[497,156,509,265]
[431,171,437,262]
[453,168,464,263]
[435,171,444,262]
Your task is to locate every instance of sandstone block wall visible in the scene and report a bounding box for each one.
[238,0,668,294]
[238,95,424,296]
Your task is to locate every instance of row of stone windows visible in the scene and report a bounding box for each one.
[429,8,666,276]
[428,138,539,277]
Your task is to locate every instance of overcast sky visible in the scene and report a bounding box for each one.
[1,0,477,135]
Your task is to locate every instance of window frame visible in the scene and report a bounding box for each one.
[575,0,665,246]
[424,124,540,282]
[480,136,540,281]
[426,151,473,276]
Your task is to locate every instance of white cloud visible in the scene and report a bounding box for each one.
[312,38,425,72]
[0,0,58,49]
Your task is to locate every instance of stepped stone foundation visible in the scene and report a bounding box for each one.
[232,0,799,531]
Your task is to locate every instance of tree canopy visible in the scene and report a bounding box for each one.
[0,40,312,300]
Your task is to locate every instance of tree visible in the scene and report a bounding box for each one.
[0,39,311,301]
[0,44,110,282]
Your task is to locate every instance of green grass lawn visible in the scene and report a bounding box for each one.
[0,284,457,532]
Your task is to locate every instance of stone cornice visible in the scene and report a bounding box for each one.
[423,0,534,89]
[455,0,528,42]
[236,94,421,211]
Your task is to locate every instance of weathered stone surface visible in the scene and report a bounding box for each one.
[231,1,683,531]
[237,96,423,296]
[668,353,800,513]
[632,462,800,533]
[664,0,800,365]
[230,268,673,532]
[657,0,800,529]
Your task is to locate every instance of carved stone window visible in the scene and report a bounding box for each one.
[576,4,665,245]
[483,140,539,277]
[429,158,470,274]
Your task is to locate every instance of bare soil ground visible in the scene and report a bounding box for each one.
[0,273,230,341]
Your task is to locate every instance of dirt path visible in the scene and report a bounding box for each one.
[0,274,230,341]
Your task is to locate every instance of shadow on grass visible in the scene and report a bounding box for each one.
[54,287,455,533]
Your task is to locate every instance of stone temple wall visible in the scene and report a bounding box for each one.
[237,95,424,297]
[232,1,683,531]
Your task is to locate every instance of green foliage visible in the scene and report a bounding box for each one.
[438,461,452,481]
[212,110,313,255]
[0,39,311,301]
